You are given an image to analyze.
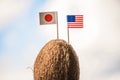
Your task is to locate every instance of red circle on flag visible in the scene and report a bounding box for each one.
[45,14,52,22]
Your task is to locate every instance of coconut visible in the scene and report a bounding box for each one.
[34,39,80,80]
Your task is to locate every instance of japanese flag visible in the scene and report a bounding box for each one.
[39,12,57,25]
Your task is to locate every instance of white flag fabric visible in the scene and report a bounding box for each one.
[39,12,57,25]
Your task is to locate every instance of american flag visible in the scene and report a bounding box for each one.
[67,15,83,28]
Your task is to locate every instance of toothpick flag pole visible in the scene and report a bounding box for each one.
[56,12,59,39]
[67,27,70,44]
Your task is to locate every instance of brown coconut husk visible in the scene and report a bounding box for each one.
[34,39,80,80]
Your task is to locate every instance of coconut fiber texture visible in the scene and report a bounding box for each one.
[34,39,80,80]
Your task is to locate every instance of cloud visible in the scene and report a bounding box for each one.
[0,0,33,28]
[1,65,33,80]
[0,41,37,80]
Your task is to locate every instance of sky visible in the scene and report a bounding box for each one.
[0,0,120,80]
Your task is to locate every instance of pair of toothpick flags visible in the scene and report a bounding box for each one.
[39,11,83,28]
[39,11,83,43]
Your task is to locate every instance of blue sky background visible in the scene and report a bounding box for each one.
[0,0,48,80]
[0,0,120,80]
